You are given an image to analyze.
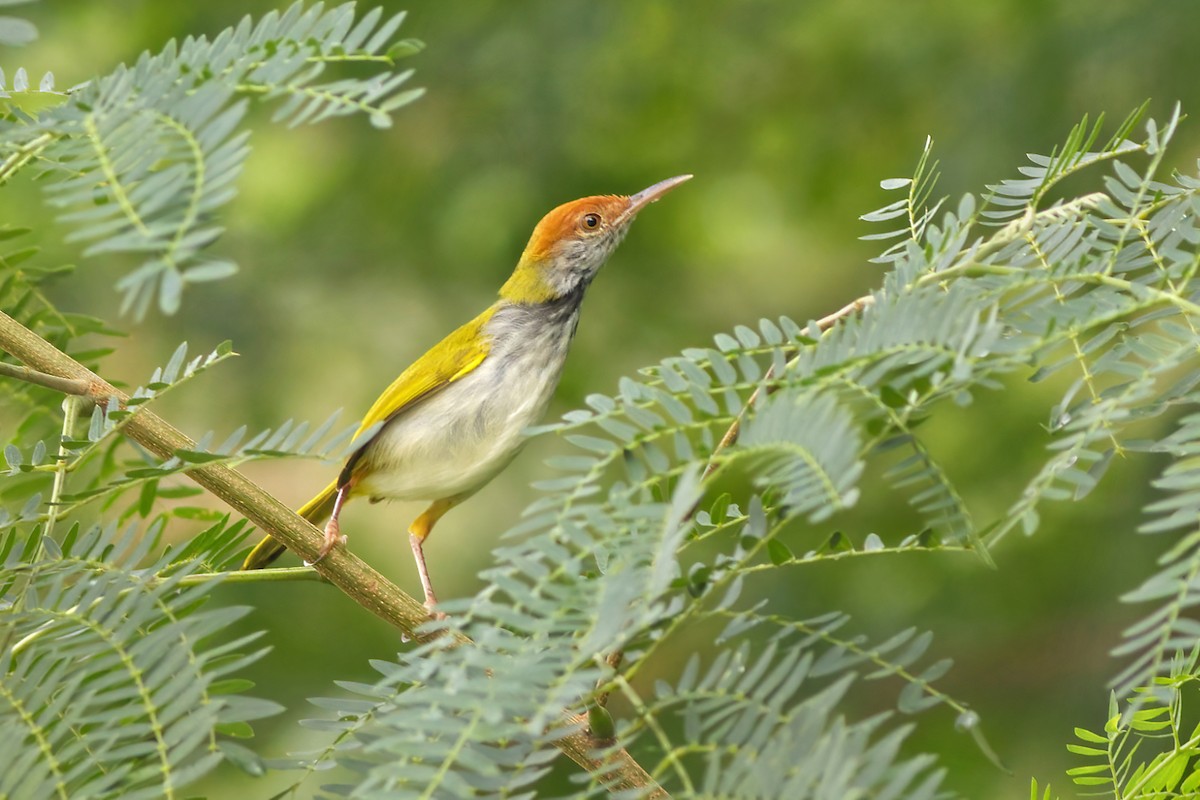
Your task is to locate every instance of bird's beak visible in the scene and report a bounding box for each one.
[618,174,693,224]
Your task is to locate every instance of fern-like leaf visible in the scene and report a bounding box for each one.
[0,520,276,797]
[18,2,423,317]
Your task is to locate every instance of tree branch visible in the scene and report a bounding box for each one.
[0,311,434,635]
[0,309,665,797]
[0,360,95,396]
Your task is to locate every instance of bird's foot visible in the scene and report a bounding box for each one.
[305,518,347,566]
[423,592,446,622]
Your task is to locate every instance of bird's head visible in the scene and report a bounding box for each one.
[500,174,692,304]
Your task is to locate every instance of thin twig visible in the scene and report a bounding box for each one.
[43,396,82,544]
[0,361,94,396]
[0,309,664,797]
[813,294,876,331]
[0,132,56,185]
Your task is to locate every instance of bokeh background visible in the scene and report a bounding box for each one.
[9,1,1200,797]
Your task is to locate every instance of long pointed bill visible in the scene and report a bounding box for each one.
[617,174,693,224]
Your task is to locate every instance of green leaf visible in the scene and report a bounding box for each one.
[1074,726,1108,744]
[587,705,615,741]
[159,267,183,315]
[215,721,256,739]
[1065,744,1106,756]
[0,16,37,46]
[217,740,266,776]
[183,260,238,283]
[174,449,227,464]
[767,538,793,565]
[386,37,425,59]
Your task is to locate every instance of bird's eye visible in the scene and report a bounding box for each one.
[582,213,601,230]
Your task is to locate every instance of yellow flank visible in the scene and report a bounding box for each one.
[350,304,497,441]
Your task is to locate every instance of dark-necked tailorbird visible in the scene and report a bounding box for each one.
[242,175,692,612]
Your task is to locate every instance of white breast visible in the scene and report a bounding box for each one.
[352,301,579,503]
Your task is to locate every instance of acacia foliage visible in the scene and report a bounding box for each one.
[3,3,1200,798]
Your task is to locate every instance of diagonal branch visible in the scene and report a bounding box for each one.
[0,309,664,797]
[0,310,432,633]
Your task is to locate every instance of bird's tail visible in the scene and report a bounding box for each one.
[240,480,339,570]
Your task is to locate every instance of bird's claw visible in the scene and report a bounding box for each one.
[305,520,347,566]
[421,589,447,622]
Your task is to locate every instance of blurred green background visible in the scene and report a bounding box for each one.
[10,1,1200,796]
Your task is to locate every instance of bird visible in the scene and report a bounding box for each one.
[241,174,692,612]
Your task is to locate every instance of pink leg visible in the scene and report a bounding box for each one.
[409,532,439,612]
[409,498,457,615]
[308,483,351,564]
